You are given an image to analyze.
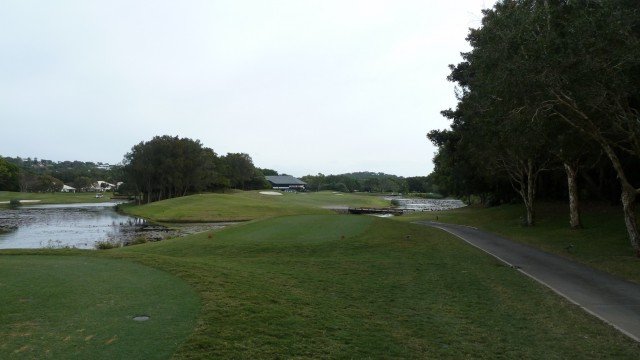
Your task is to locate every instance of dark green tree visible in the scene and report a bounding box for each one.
[539,0,640,250]
[259,168,279,176]
[434,0,640,248]
[221,153,256,190]
[123,135,217,203]
[0,157,20,191]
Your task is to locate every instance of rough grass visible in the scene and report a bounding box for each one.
[0,253,199,359]
[107,215,640,359]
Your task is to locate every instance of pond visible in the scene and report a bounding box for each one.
[0,202,143,249]
[0,202,234,250]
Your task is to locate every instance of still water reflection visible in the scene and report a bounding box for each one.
[0,202,139,249]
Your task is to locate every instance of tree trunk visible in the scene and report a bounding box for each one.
[524,198,535,226]
[564,163,582,229]
[507,159,538,227]
[621,186,640,256]
[523,159,536,226]
[600,141,640,255]
[146,178,152,204]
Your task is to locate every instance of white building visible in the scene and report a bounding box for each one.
[61,184,76,193]
[91,181,116,192]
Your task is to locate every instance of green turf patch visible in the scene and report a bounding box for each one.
[120,191,389,222]
[0,255,199,359]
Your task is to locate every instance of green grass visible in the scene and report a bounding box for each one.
[0,253,199,359]
[0,191,117,205]
[402,201,640,283]
[120,191,389,222]
[106,215,640,358]
[3,192,640,358]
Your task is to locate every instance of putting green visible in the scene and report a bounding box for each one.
[0,255,199,359]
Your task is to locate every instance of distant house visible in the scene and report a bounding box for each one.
[90,180,116,192]
[61,184,76,193]
[265,175,307,191]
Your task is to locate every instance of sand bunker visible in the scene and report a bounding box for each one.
[259,191,283,196]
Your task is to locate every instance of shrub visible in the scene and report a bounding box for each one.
[129,235,148,245]
[95,239,121,250]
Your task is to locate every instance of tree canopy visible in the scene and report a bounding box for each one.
[430,0,640,252]
[122,135,269,203]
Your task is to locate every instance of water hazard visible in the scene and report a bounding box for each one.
[0,202,141,249]
[387,198,466,212]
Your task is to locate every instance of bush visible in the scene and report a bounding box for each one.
[484,194,500,207]
[95,239,121,250]
[129,236,148,246]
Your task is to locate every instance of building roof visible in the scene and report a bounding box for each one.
[265,175,307,186]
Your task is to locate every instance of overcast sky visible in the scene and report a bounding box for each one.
[1,1,493,178]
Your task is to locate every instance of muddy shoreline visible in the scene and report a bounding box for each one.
[116,222,236,246]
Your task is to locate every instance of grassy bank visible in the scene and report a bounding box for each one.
[120,191,389,222]
[402,201,640,283]
[0,191,117,205]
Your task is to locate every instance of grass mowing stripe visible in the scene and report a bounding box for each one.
[0,255,199,359]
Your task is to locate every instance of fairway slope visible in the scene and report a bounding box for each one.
[120,191,389,223]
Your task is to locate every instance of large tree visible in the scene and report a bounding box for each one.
[441,0,558,225]
[540,0,640,251]
[123,135,218,203]
[221,153,254,190]
[436,0,640,241]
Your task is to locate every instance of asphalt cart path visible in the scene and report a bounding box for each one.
[415,221,640,342]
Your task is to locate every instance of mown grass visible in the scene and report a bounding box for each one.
[3,192,640,358]
[106,215,640,358]
[0,191,116,205]
[0,252,199,359]
[402,201,640,283]
[120,191,389,222]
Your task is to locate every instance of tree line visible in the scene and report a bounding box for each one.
[428,0,640,253]
[0,136,271,199]
[1,136,438,203]
[0,157,117,193]
[301,172,437,195]
[122,137,438,202]
[119,135,271,203]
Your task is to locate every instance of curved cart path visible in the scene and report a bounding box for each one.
[416,221,640,342]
